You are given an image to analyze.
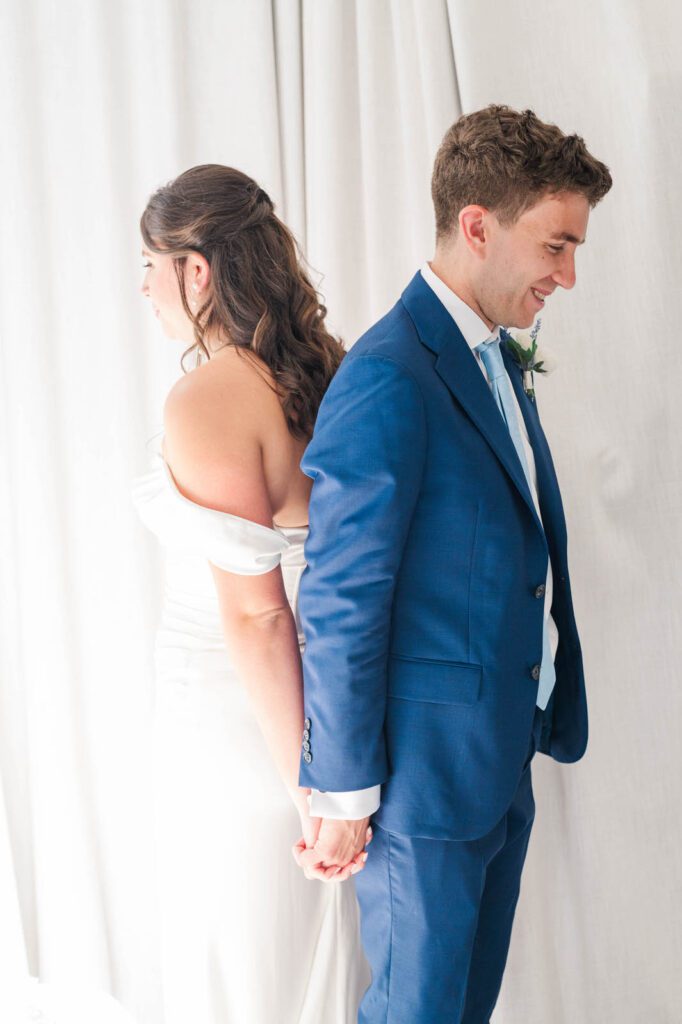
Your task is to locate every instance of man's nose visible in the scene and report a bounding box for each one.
[553,251,576,290]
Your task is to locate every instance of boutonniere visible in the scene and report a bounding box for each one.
[503,319,557,402]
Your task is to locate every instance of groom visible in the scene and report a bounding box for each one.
[296,105,612,1021]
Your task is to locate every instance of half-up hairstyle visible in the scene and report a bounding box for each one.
[141,164,345,439]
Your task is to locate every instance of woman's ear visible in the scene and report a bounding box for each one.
[185,251,211,294]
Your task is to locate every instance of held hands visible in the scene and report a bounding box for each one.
[292,813,373,882]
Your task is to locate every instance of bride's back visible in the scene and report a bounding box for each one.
[163,343,313,529]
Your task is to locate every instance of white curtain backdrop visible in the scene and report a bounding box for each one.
[0,1,679,1021]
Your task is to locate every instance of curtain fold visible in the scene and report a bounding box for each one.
[302,0,459,340]
[0,1,679,1021]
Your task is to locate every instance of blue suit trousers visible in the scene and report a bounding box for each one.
[355,706,546,1024]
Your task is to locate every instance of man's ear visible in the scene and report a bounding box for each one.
[458,205,489,260]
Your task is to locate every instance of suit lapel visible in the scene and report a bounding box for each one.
[500,333,568,554]
[401,272,546,540]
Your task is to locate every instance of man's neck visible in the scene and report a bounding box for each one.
[428,257,496,332]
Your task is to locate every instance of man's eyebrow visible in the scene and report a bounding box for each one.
[550,232,586,245]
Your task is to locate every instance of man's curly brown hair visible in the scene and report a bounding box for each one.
[431,104,612,240]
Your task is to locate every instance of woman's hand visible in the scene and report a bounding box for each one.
[291,786,322,849]
[292,787,343,880]
[290,794,374,882]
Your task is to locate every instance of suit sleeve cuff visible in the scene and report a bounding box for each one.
[308,785,381,820]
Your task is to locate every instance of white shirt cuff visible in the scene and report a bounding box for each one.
[308,785,381,820]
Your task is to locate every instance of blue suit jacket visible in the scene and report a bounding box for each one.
[298,271,588,841]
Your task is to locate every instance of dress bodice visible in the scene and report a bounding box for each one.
[131,435,308,649]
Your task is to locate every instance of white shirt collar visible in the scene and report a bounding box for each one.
[420,261,500,351]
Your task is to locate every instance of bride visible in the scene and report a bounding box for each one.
[132,165,370,1023]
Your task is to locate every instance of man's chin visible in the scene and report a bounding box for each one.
[506,311,535,331]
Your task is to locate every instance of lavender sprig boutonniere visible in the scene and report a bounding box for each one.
[504,318,557,402]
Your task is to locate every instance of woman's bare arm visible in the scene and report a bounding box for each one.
[162,367,314,831]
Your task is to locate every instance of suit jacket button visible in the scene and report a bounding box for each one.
[531,663,541,681]
[534,584,546,598]
[302,729,310,741]
[302,741,311,752]
[303,752,313,764]
[304,718,311,731]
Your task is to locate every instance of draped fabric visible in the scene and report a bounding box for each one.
[0,1,679,1021]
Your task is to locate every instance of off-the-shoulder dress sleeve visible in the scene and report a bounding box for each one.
[131,452,290,576]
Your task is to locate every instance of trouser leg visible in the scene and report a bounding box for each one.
[355,710,543,1024]
[460,756,536,1022]
[355,822,489,1023]
[460,708,544,1022]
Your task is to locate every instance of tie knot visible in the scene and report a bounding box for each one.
[475,337,505,381]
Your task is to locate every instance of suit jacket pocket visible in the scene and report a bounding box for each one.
[387,655,482,706]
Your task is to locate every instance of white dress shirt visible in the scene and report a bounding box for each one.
[309,263,558,821]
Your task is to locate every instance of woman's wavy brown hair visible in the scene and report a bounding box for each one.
[140,165,345,439]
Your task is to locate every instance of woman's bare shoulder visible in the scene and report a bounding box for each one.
[164,345,283,460]
[161,349,276,515]
[166,346,276,422]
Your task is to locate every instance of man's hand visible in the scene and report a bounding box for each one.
[292,816,373,882]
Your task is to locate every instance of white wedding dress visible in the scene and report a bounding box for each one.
[131,434,369,1024]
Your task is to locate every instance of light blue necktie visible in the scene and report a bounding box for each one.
[475,337,556,710]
